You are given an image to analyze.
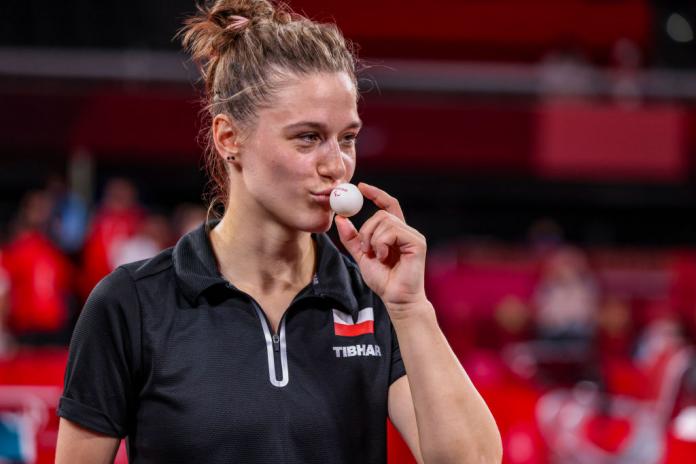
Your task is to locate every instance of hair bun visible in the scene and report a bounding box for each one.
[178,0,274,70]
[223,15,250,34]
[209,0,275,30]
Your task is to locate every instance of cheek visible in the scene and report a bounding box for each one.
[275,155,313,182]
[252,154,312,200]
[245,140,297,181]
[343,155,357,182]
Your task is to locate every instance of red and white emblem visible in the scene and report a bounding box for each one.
[333,307,374,336]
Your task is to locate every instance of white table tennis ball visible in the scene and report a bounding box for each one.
[330,183,363,217]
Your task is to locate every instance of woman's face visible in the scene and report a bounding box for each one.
[234,71,360,233]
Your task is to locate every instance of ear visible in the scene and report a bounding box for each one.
[212,113,242,163]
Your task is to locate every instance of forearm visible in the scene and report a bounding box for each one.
[389,300,502,464]
[56,418,120,464]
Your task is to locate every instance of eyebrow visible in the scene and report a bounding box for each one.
[282,120,363,133]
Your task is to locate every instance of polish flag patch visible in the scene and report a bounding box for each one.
[333,307,374,337]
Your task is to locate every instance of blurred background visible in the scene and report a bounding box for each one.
[1,0,696,463]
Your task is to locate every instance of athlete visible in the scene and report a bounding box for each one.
[55,1,501,462]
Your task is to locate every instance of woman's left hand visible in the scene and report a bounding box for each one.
[334,182,429,316]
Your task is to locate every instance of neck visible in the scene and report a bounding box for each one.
[208,213,316,294]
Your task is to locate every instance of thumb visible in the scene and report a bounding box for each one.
[334,215,362,260]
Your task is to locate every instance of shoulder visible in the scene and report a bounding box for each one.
[87,248,172,303]
[75,265,143,352]
[84,247,174,318]
[117,246,174,282]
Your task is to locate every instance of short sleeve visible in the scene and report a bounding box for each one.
[57,266,141,437]
[389,321,407,385]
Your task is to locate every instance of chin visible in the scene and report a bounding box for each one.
[294,211,335,234]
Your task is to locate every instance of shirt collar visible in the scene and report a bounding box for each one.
[172,219,359,317]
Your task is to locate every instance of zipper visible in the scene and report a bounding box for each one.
[225,276,318,388]
[249,300,289,388]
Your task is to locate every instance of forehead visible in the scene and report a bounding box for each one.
[260,72,359,127]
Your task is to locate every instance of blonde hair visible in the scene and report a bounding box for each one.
[177,0,358,220]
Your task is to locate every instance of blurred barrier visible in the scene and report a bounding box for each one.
[535,102,687,182]
[0,386,58,463]
[5,46,696,99]
[4,86,696,183]
[0,349,66,463]
[536,347,693,464]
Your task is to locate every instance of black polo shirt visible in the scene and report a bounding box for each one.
[57,220,406,463]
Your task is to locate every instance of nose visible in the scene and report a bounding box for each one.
[317,139,347,181]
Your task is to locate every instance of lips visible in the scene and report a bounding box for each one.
[310,186,339,209]
[312,187,335,196]
[310,192,331,207]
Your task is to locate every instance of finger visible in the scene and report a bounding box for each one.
[358,210,392,255]
[334,215,363,260]
[370,223,397,262]
[371,220,424,262]
[357,182,405,222]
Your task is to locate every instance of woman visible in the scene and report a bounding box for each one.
[55,1,501,462]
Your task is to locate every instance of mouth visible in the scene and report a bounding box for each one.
[310,192,331,207]
[312,187,336,196]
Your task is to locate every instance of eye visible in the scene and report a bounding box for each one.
[340,133,358,146]
[297,132,321,144]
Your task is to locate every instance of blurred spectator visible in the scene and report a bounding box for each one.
[634,301,684,374]
[534,246,600,341]
[110,213,171,267]
[0,254,15,357]
[80,178,145,299]
[493,295,533,346]
[45,174,89,256]
[521,246,602,385]
[2,191,74,345]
